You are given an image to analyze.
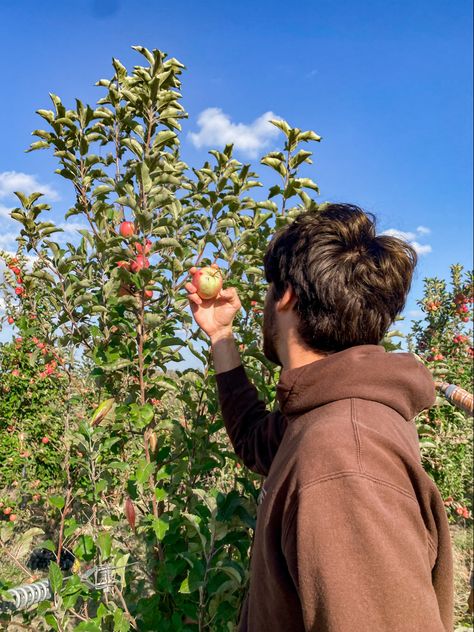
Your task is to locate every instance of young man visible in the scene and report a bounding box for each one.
[185,204,453,631]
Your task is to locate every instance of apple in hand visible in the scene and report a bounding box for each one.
[191,266,223,300]
[119,222,135,238]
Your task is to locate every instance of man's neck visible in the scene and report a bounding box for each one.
[281,343,334,371]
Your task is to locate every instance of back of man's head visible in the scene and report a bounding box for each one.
[263,203,417,352]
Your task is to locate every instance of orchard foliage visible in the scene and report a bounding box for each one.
[408,264,473,524]
[1,45,324,630]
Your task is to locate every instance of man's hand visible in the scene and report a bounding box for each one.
[185,266,242,340]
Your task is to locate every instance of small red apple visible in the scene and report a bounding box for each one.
[15,286,25,296]
[144,289,153,299]
[130,256,150,273]
[135,239,152,255]
[3,507,12,515]
[9,514,17,522]
[7,316,14,324]
[191,266,223,300]
[119,222,135,238]
[41,436,49,444]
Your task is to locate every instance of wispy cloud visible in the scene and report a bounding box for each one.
[0,171,59,201]
[188,108,281,158]
[416,225,431,235]
[58,222,88,235]
[0,204,12,219]
[381,226,432,256]
[0,233,18,249]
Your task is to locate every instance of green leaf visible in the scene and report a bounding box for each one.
[135,459,155,485]
[298,130,322,142]
[155,488,168,502]
[97,531,112,560]
[152,516,170,541]
[290,150,313,169]
[74,535,96,561]
[49,495,65,510]
[260,156,287,178]
[113,608,130,632]
[270,119,291,136]
[73,623,102,632]
[179,575,191,594]
[90,398,116,426]
[101,359,133,372]
[296,177,320,193]
[48,561,63,594]
[45,614,59,631]
[155,237,182,249]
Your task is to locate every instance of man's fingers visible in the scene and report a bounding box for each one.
[219,286,240,303]
[185,282,197,293]
[188,293,202,305]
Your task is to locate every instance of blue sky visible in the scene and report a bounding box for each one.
[0,0,472,351]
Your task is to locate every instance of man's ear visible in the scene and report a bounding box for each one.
[276,285,297,312]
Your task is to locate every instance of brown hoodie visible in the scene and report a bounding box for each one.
[215,344,454,631]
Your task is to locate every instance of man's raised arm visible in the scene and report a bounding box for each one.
[185,273,287,477]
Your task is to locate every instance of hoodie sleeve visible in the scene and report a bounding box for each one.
[215,364,288,477]
[282,474,447,632]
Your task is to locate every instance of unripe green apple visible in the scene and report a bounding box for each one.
[192,266,223,300]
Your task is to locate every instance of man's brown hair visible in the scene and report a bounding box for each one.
[263,203,418,352]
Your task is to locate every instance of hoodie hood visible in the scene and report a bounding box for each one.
[276,344,435,421]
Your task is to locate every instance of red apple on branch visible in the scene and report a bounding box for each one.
[135,239,152,255]
[119,222,135,238]
[191,266,223,300]
[130,256,150,273]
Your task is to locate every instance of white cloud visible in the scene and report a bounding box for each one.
[0,233,18,249]
[0,171,59,201]
[410,241,432,256]
[381,226,432,256]
[416,225,431,235]
[58,222,88,234]
[407,309,424,318]
[382,229,417,241]
[188,108,281,157]
[0,204,13,220]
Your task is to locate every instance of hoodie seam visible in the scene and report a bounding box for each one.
[281,472,421,550]
[299,471,419,503]
[351,398,364,474]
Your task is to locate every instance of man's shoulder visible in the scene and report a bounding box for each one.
[285,397,421,487]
